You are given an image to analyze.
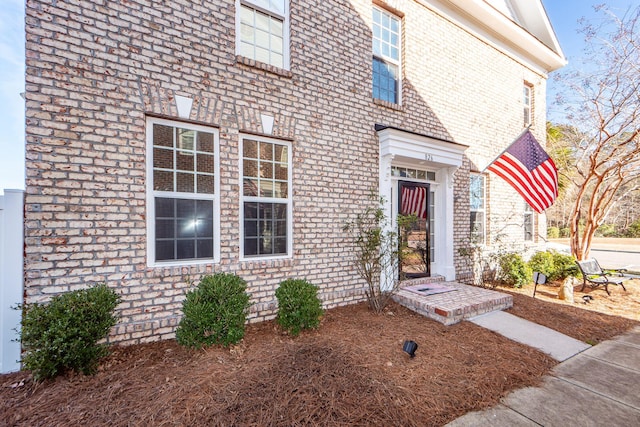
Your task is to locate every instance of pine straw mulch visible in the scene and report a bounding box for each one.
[501,277,640,343]
[2,291,638,427]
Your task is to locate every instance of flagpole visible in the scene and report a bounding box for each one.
[481,126,531,173]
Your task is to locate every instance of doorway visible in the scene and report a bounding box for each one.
[397,181,430,278]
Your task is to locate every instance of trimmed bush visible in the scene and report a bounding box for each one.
[276,279,323,336]
[498,252,532,288]
[528,251,555,278]
[547,226,560,239]
[550,250,577,280]
[19,284,120,381]
[176,273,251,348]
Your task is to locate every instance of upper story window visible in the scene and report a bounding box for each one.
[146,118,220,266]
[372,6,401,104]
[524,203,534,241]
[241,135,292,259]
[237,0,289,69]
[523,83,533,126]
[470,174,486,245]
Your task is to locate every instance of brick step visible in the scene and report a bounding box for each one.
[392,281,512,325]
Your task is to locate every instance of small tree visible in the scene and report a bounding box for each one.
[343,196,400,313]
[551,5,640,260]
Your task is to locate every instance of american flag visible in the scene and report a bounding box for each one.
[486,129,558,213]
[401,186,427,218]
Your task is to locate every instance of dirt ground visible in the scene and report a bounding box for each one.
[2,284,638,427]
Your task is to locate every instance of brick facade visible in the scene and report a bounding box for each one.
[24,0,557,344]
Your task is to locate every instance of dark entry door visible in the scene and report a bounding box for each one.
[398,181,430,278]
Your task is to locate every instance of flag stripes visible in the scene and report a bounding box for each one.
[486,129,558,214]
[401,186,427,218]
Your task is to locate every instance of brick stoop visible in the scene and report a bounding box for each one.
[392,281,513,325]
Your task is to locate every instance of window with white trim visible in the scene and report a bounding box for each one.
[523,83,532,126]
[372,6,401,104]
[524,203,534,241]
[241,136,292,258]
[237,0,289,69]
[146,118,219,265]
[470,174,485,245]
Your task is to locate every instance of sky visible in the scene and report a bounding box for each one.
[0,0,637,193]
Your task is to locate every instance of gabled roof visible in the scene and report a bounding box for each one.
[421,0,567,73]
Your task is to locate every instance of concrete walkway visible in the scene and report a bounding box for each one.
[469,311,591,361]
[446,325,640,426]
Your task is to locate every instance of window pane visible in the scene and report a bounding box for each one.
[176,172,194,192]
[197,239,213,258]
[271,34,283,54]
[176,151,194,171]
[244,178,259,196]
[176,199,195,217]
[240,5,254,24]
[243,159,258,178]
[156,240,175,261]
[244,237,258,256]
[156,219,174,239]
[256,11,270,31]
[256,29,270,48]
[155,198,175,217]
[197,153,214,173]
[196,200,213,218]
[177,129,195,151]
[153,124,173,147]
[272,53,283,69]
[197,132,214,153]
[153,170,173,192]
[255,47,270,64]
[260,161,274,179]
[177,240,195,259]
[240,41,254,58]
[259,142,273,160]
[197,219,213,238]
[197,174,214,194]
[177,219,196,238]
[154,147,173,169]
[244,139,258,158]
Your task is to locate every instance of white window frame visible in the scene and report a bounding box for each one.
[236,0,290,70]
[523,83,532,127]
[239,134,293,260]
[524,203,534,242]
[372,6,402,104]
[470,174,486,246]
[145,117,221,267]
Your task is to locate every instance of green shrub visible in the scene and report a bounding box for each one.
[528,251,555,278]
[176,273,251,348]
[547,227,560,239]
[550,250,577,280]
[528,250,576,282]
[275,279,323,336]
[498,252,532,288]
[559,228,570,238]
[19,284,120,381]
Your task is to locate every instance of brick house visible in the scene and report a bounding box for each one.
[24,0,565,344]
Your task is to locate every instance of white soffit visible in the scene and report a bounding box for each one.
[377,127,467,168]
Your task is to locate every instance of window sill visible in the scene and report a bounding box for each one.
[373,98,403,111]
[235,55,293,78]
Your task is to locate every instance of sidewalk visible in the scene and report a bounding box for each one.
[446,325,640,426]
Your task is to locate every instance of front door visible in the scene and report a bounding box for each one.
[398,181,430,278]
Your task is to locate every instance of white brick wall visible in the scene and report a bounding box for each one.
[25,0,549,344]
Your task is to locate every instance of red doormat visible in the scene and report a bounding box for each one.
[403,283,458,296]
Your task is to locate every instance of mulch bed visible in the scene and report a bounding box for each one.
[2,293,637,426]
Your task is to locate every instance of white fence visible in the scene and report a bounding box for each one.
[1,189,24,374]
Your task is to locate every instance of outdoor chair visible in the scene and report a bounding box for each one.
[575,259,629,296]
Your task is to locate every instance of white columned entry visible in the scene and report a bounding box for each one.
[377,126,467,283]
